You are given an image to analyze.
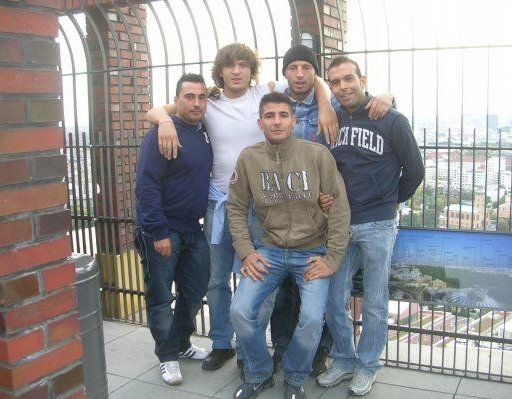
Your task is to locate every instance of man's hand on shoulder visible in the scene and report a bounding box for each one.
[154,238,172,257]
[207,86,221,100]
[304,256,334,281]
[366,93,393,120]
[241,252,270,281]
[158,119,181,160]
[318,101,339,145]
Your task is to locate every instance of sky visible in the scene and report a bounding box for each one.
[58,0,512,135]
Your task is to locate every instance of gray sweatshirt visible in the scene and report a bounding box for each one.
[228,135,350,272]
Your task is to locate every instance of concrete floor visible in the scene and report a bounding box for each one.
[103,321,512,399]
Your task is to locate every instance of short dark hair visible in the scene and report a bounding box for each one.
[212,43,259,89]
[327,56,362,78]
[259,92,293,118]
[176,73,206,96]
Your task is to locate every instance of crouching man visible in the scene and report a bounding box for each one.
[227,92,351,399]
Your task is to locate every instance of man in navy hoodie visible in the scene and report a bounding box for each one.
[317,56,424,396]
[134,73,213,386]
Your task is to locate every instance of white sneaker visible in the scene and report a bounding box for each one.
[160,361,182,385]
[349,371,376,396]
[316,364,354,388]
[179,344,209,360]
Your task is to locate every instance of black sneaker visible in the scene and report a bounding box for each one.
[284,382,306,399]
[202,348,236,370]
[233,376,274,399]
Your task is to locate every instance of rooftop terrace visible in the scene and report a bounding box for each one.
[104,321,511,399]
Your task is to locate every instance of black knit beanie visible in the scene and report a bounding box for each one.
[282,44,319,75]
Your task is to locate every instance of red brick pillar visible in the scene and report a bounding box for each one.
[294,0,348,74]
[0,2,84,399]
[85,3,150,318]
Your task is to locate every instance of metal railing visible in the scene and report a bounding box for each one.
[60,0,512,383]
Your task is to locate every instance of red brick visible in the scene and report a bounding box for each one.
[0,127,63,155]
[24,40,59,66]
[0,219,32,247]
[0,273,39,306]
[0,329,44,363]
[52,364,83,396]
[0,182,67,217]
[0,338,82,390]
[0,101,25,124]
[62,388,86,399]
[25,0,63,10]
[0,383,48,399]
[48,314,80,345]
[0,69,61,94]
[36,209,70,238]
[0,39,22,64]
[0,236,71,277]
[0,159,30,186]
[43,262,76,293]
[0,287,77,333]
[0,8,58,37]
[32,155,66,180]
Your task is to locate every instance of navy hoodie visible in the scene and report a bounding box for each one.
[135,115,213,239]
[330,96,424,224]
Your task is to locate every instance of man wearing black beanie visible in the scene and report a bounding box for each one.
[270,44,395,380]
[282,44,320,76]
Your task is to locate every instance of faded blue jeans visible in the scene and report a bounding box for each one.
[325,219,397,376]
[134,227,210,362]
[203,199,265,351]
[231,244,331,386]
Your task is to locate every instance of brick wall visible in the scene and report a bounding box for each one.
[86,4,150,253]
[0,1,84,398]
[293,0,348,75]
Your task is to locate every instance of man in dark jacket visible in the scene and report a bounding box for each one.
[317,56,424,396]
[134,73,213,386]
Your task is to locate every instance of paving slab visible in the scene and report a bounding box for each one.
[102,322,512,399]
[107,373,131,393]
[214,367,326,399]
[105,325,158,379]
[109,379,209,399]
[103,320,141,344]
[321,382,453,399]
[457,378,512,399]
[378,366,461,393]
[137,357,240,396]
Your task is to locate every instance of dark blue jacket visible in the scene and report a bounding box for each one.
[331,97,424,224]
[135,115,213,239]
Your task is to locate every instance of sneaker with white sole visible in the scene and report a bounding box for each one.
[160,361,182,385]
[179,344,209,360]
[284,382,306,399]
[233,376,274,399]
[316,364,354,388]
[348,371,376,396]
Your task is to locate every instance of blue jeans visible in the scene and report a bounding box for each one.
[231,244,331,386]
[203,199,263,350]
[271,276,332,357]
[134,227,210,362]
[325,219,397,376]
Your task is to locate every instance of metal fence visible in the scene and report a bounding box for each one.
[59,0,512,383]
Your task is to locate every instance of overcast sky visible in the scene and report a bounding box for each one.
[59,0,512,133]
